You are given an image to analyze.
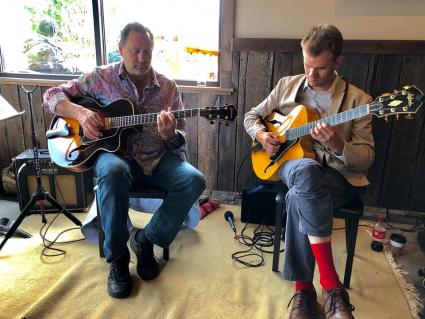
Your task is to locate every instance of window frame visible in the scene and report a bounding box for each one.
[0,0,234,89]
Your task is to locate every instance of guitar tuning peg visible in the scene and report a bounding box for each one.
[405,113,414,120]
[396,114,399,120]
[385,116,390,123]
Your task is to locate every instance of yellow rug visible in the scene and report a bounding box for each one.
[0,205,414,319]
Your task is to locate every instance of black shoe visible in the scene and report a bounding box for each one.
[107,248,132,298]
[130,228,159,280]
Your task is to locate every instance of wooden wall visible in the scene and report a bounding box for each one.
[231,39,425,213]
[1,39,425,213]
[0,85,54,166]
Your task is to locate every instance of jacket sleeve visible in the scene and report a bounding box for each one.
[244,78,286,140]
[343,91,375,172]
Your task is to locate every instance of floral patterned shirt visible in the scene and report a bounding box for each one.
[42,62,186,174]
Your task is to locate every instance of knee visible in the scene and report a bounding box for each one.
[178,168,206,196]
[292,161,326,193]
[95,159,131,187]
[297,161,323,179]
[189,170,206,194]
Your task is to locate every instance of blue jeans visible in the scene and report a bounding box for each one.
[95,151,206,262]
[279,158,364,281]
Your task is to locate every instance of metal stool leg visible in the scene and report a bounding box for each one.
[272,190,285,272]
[94,188,106,258]
[163,247,169,260]
[342,215,360,289]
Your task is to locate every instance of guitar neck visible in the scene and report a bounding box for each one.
[110,109,201,128]
[286,104,371,140]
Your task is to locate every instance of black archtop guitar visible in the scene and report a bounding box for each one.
[46,96,237,172]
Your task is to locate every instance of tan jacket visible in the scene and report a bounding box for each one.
[244,74,375,186]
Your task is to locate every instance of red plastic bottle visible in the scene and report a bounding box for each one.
[371,215,386,251]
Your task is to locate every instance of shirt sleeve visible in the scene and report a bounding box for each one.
[42,73,94,113]
[167,80,187,149]
[333,142,347,163]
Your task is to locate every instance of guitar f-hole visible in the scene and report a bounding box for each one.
[266,119,283,125]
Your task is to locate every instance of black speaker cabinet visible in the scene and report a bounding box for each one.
[241,187,278,226]
[14,149,94,213]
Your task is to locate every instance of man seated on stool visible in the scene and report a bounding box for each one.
[244,23,374,319]
[42,22,206,298]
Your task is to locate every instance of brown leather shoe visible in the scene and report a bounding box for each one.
[323,288,355,319]
[287,289,318,319]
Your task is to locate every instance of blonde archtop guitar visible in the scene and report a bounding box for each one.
[251,85,424,181]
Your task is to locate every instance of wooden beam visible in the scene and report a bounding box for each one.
[0,78,233,95]
[232,38,425,55]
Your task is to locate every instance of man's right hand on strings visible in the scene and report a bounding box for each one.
[77,107,104,140]
[255,130,281,156]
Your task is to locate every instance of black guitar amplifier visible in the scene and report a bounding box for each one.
[14,149,94,213]
[240,186,279,226]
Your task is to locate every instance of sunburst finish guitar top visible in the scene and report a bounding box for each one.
[47,97,237,172]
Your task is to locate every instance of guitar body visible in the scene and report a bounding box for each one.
[251,105,319,181]
[47,97,139,172]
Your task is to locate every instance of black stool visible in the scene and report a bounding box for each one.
[272,185,363,289]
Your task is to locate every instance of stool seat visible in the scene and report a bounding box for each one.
[129,183,168,198]
[334,196,363,217]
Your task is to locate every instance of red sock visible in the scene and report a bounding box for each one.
[310,242,342,291]
[295,280,314,293]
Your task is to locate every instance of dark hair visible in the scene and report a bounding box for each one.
[301,24,343,61]
[119,22,154,47]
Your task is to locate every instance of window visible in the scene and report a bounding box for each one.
[103,0,219,84]
[0,0,95,77]
[0,0,220,85]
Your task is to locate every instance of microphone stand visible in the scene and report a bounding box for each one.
[0,85,81,251]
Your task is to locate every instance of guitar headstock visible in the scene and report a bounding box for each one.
[369,85,424,119]
[200,104,238,123]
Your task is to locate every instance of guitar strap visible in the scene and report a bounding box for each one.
[321,77,349,167]
[339,76,349,110]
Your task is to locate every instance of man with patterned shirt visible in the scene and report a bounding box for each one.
[43,22,206,298]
